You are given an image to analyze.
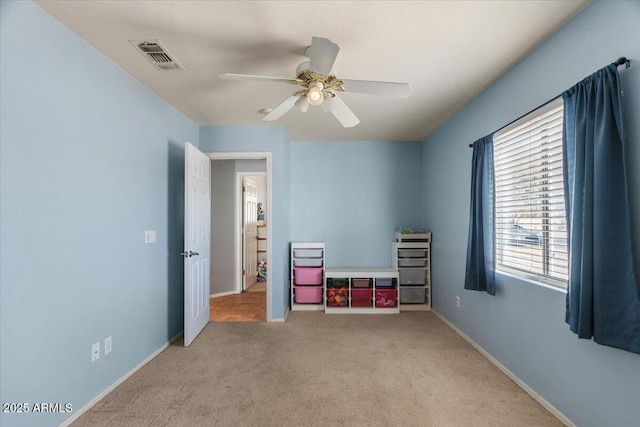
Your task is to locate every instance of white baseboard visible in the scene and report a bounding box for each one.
[269,305,290,322]
[210,290,236,298]
[432,310,575,427]
[58,331,184,427]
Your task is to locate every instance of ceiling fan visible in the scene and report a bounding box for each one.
[219,37,411,128]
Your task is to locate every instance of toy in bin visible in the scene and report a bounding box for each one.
[375,289,397,307]
[256,260,267,282]
[327,288,348,306]
[257,202,265,220]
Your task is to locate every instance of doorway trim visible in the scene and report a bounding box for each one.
[206,152,273,322]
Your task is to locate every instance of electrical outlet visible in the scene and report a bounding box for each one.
[455,295,461,308]
[91,342,100,362]
[144,230,156,244]
[104,336,112,355]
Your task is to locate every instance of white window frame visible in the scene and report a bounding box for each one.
[493,97,568,289]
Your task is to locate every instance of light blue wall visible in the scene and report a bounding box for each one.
[0,2,198,426]
[199,126,291,319]
[290,141,423,267]
[422,2,640,426]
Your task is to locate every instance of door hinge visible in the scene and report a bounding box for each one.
[243,269,245,276]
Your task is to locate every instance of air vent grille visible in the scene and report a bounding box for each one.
[129,40,184,71]
[148,52,172,63]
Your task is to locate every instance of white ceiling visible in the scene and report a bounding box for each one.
[35,0,589,141]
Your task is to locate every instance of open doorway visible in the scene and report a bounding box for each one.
[207,153,272,322]
[240,174,267,293]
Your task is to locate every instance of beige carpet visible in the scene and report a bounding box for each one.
[72,312,561,427]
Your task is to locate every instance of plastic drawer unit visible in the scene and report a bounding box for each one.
[291,242,325,311]
[294,267,323,285]
[398,258,427,268]
[293,249,323,258]
[351,289,373,307]
[352,278,372,288]
[375,289,398,308]
[294,258,323,267]
[400,287,426,304]
[294,286,323,304]
[397,249,427,258]
[399,268,425,285]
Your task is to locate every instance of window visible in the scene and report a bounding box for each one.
[493,97,568,288]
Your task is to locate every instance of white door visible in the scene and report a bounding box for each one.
[183,142,210,346]
[243,177,258,290]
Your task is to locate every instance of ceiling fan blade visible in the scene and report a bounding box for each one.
[341,79,411,98]
[219,73,295,84]
[307,37,340,75]
[330,95,360,128]
[263,95,300,121]
[295,96,310,113]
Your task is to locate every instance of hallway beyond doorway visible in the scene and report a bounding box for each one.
[210,283,266,322]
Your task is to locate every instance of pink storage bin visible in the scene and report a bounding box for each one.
[375,289,397,307]
[294,267,323,285]
[326,288,348,306]
[294,286,322,304]
[351,288,373,307]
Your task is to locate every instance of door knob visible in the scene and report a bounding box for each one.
[180,251,200,258]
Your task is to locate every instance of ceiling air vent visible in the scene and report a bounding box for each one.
[130,40,184,71]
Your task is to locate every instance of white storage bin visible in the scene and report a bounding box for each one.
[399,268,425,285]
[294,258,323,267]
[293,249,323,258]
[375,278,394,288]
[395,232,431,243]
[398,249,428,258]
[400,287,426,303]
[398,258,427,267]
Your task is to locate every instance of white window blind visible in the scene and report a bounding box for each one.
[493,97,568,287]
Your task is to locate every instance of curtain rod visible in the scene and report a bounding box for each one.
[468,57,631,148]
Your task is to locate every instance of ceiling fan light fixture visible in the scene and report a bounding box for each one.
[307,82,324,106]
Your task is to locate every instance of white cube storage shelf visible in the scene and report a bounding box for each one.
[290,235,432,314]
[324,268,400,314]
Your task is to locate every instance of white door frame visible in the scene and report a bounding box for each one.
[206,152,272,322]
[238,172,266,293]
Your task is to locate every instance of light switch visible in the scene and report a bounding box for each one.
[91,342,100,362]
[145,230,156,244]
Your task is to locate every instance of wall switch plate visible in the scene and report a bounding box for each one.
[104,336,112,355]
[455,296,461,308]
[91,342,100,362]
[144,230,156,243]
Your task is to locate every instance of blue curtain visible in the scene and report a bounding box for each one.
[465,135,496,295]
[563,64,640,354]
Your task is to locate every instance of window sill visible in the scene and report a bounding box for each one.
[496,270,567,294]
